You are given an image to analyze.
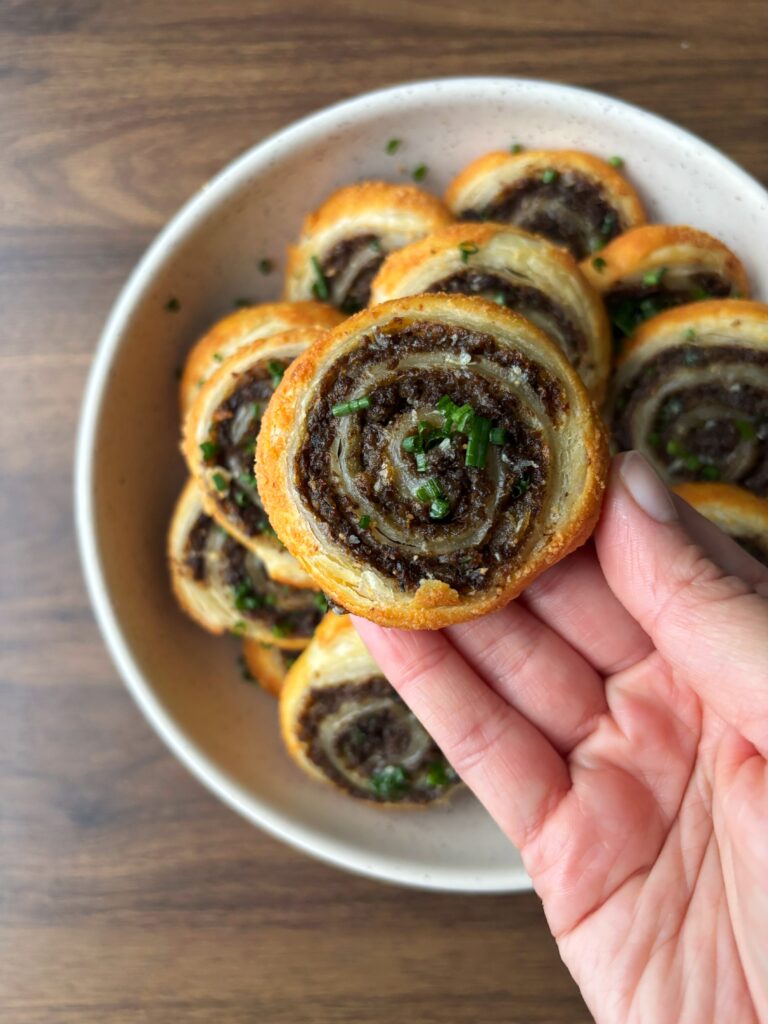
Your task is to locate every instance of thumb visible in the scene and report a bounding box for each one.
[595,452,768,754]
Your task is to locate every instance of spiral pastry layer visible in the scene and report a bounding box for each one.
[283,181,454,313]
[257,294,609,628]
[445,150,646,260]
[183,327,325,588]
[280,614,460,805]
[611,300,768,494]
[370,221,611,402]
[673,483,768,566]
[179,301,343,413]
[168,481,324,649]
[581,225,749,348]
[241,639,303,697]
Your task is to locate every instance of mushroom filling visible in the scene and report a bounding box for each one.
[428,268,585,366]
[460,171,623,259]
[614,345,768,494]
[298,677,459,802]
[201,361,289,536]
[296,320,566,594]
[318,234,386,313]
[183,513,323,636]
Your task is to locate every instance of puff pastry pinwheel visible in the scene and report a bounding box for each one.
[280,614,460,805]
[445,150,645,260]
[581,225,749,347]
[370,222,611,402]
[283,181,454,314]
[256,294,609,628]
[673,482,768,566]
[611,300,768,494]
[183,327,325,588]
[168,480,325,649]
[241,639,304,697]
[179,301,343,414]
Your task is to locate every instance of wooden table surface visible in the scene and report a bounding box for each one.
[2,2,766,1021]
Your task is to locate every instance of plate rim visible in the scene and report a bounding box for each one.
[74,75,768,892]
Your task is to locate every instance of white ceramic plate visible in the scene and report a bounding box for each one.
[76,78,768,892]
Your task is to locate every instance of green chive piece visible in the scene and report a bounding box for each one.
[608,155,624,168]
[313,593,329,613]
[601,213,617,237]
[358,514,371,529]
[369,238,383,252]
[200,440,218,461]
[268,360,285,388]
[371,764,408,800]
[414,450,428,473]
[237,654,256,683]
[642,267,667,287]
[691,286,711,300]
[683,350,700,365]
[238,472,256,488]
[492,292,507,306]
[510,143,523,154]
[272,622,293,638]
[165,297,180,312]
[685,328,697,341]
[425,760,457,787]
[412,164,428,182]
[684,454,701,471]
[701,465,721,480]
[231,620,246,635]
[385,138,401,154]
[402,434,419,453]
[665,440,684,457]
[592,256,607,272]
[310,255,330,300]
[541,168,559,184]
[429,498,451,520]
[212,352,223,363]
[736,420,756,440]
[259,258,273,274]
[212,471,228,492]
[511,474,531,499]
[465,416,492,469]
[234,491,249,508]
[332,396,371,416]
[414,478,444,503]
[458,241,480,263]
[489,427,508,445]
[647,432,661,448]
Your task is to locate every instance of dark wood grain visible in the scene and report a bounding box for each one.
[1,2,766,1020]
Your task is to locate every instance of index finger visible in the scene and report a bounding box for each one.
[352,618,570,849]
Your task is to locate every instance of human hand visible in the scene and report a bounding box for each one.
[353,451,768,1024]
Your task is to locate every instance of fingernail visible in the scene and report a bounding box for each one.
[618,451,678,523]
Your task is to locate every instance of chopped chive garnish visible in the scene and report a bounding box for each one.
[592,256,607,272]
[234,491,249,508]
[429,498,451,520]
[371,764,408,800]
[642,267,667,287]
[465,415,492,469]
[458,241,480,263]
[510,143,523,154]
[414,478,444,503]
[272,622,293,638]
[414,450,428,473]
[213,352,223,363]
[425,760,457,787]
[237,654,255,683]
[231,620,246,635]
[489,427,508,445]
[358,514,371,529]
[238,472,256,487]
[684,454,701,471]
[736,419,756,440]
[268,360,285,387]
[608,155,624,168]
[666,440,684,457]
[212,471,228,492]
[386,138,401,154]
[259,258,273,274]
[601,212,617,236]
[310,255,330,300]
[313,593,329,612]
[332,396,371,416]
[251,402,261,419]
[412,164,428,182]
[541,168,559,184]
[165,297,180,312]
[511,474,531,498]
[200,440,218,460]
[685,328,697,341]
[701,465,720,480]
[683,350,700,365]
[492,292,507,306]
[402,434,419,453]
[369,237,383,252]
[691,286,711,300]
[647,432,660,448]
